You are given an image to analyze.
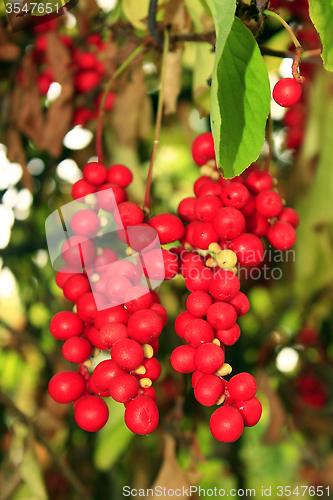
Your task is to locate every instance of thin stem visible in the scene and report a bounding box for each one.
[303,48,322,59]
[0,388,91,500]
[263,9,302,48]
[143,30,169,218]
[96,44,144,164]
[148,0,162,44]
[264,112,273,173]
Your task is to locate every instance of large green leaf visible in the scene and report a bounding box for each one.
[308,0,333,71]
[206,0,236,166]
[211,16,270,178]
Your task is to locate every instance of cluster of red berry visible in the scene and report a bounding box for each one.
[48,161,180,435]
[168,132,299,442]
[25,31,115,127]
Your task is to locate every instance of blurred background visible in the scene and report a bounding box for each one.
[1,0,333,499]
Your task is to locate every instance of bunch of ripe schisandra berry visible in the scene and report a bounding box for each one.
[170,132,299,442]
[48,162,182,435]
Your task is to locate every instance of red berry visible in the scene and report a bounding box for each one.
[106,260,135,281]
[48,371,85,403]
[198,180,223,198]
[87,325,108,350]
[178,197,197,222]
[234,397,262,427]
[75,70,102,93]
[215,323,241,346]
[228,292,250,316]
[267,221,296,250]
[63,275,91,302]
[70,209,100,237]
[93,248,118,274]
[149,303,168,327]
[193,343,225,374]
[212,207,246,241]
[192,132,215,166]
[74,395,109,432]
[127,309,163,344]
[194,176,211,196]
[109,373,139,403]
[185,266,214,293]
[228,372,257,401]
[105,275,133,302]
[124,286,152,313]
[73,108,92,127]
[97,184,127,212]
[246,212,269,238]
[149,214,185,244]
[61,235,95,269]
[245,171,273,194]
[76,292,106,322]
[222,183,249,209]
[62,337,92,363]
[111,339,144,371]
[88,376,110,397]
[114,202,144,227]
[92,359,124,391]
[192,222,219,250]
[180,251,204,278]
[273,78,302,108]
[175,311,196,339]
[186,291,213,317]
[184,319,214,348]
[229,233,264,267]
[37,72,52,95]
[239,195,256,217]
[192,370,205,388]
[50,311,83,340]
[107,164,133,188]
[194,374,224,406]
[170,345,196,373]
[72,179,95,200]
[94,305,130,329]
[143,249,179,280]
[277,207,300,228]
[194,195,223,222]
[207,302,237,330]
[55,267,80,289]
[209,405,244,442]
[209,270,240,302]
[75,51,99,70]
[124,395,159,435]
[82,162,107,185]
[95,91,116,111]
[140,357,161,382]
[139,385,157,402]
[98,322,129,347]
[256,190,283,218]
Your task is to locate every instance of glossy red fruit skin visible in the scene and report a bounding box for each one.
[124,287,152,313]
[76,293,106,322]
[246,212,270,238]
[74,396,109,432]
[73,108,92,127]
[37,73,52,95]
[209,405,244,442]
[75,70,102,93]
[206,302,237,330]
[109,373,139,403]
[194,195,224,222]
[61,235,96,269]
[184,319,214,348]
[107,164,133,188]
[234,397,262,427]
[140,357,161,382]
[127,309,164,344]
[185,266,214,293]
[193,343,225,374]
[240,195,256,218]
[273,78,302,108]
[149,214,185,244]
[197,180,223,198]
[186,291,213,317]
[48,371,85,403]
[170,345,196,373]
[245,171,273,194]
[87,325,108,351]
[70,209,100,237]
[267,221,296,250]
[124,395,159,435]
[212,207,246,241]
[149,303,168,327]
[94,306,130,329]
[98,322,129,347]
[215,323,241,346]
[55,267,80,289]
[192,222,219,250]
[191,370,205,388]
[143,249,179,280]
[82,162,107,185]
[192,132,215,166]
[105,275,133,302]
[256,190,283,218]
[139,385,157,402]
[95,91,116,111]
[175,311,196,338]
[178,197,197,222]
[180,252,204,278]
[228,292,250,317]
[221,183,249,209]
[277,207,300,228]
[229,233,264,267]
[94,248,118,274]
[111,339,145,371]
[194,374,224,406]
[114,202,144,227]
[50,311,83,340]
[194,176,211,196]
[88,376,110,397]
[209,270,240,302]
[63,275,91,302]
[92,359,124,391]
[228,373,257,401]
[97,184,127,212]
[75,51,99,70]
[72,179,95,200]
[106,260,135,281]
[62,337,92,364]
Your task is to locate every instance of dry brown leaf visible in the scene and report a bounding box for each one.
[0,43,20,61]
[42,32,74,157]
[164,44,184,115]
[150,434,201,500]
[99,40,118,79]
[112,60,147,149]
[257,369,288,444]
[6,127,34,193]
[164,0,191,32]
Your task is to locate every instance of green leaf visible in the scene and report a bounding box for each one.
[193,43,215,116]
[183,0,214,33]
[206,0,236,167]
[308,0,333,71]
[211,16,270,177]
